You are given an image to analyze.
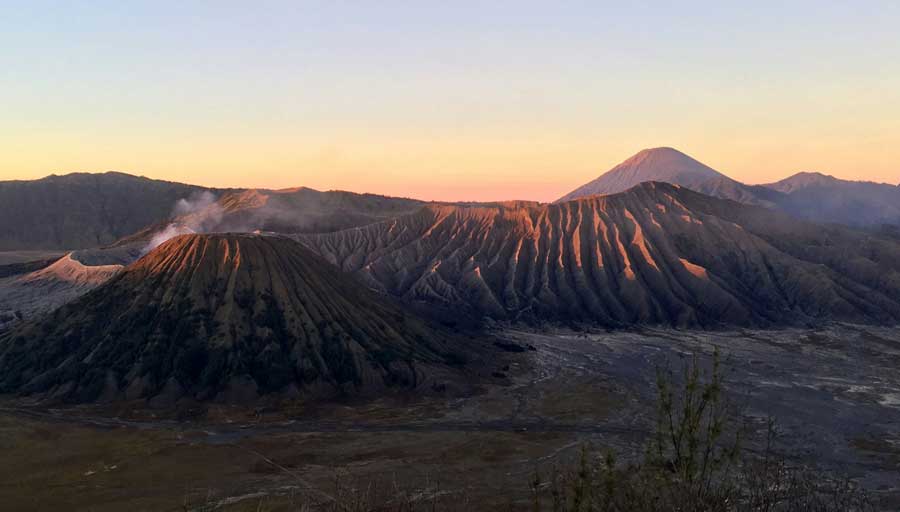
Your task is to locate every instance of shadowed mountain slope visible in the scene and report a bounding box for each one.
[112,187,426,255]
[0,172,425,252]
[0,234,466,403]
[0,172,212,251]
[298,182,900,328]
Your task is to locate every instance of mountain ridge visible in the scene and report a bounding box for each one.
[297,181,900,328]
[0,172,213,251]
[0,172,426,251]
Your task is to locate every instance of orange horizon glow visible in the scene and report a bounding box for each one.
[1,136,897,203]
[2,3,899,202]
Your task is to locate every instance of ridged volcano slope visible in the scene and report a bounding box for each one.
[0,234,462,403]
[297,182,900,328]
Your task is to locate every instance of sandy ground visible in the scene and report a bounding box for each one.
[0,250,65,266]
[1,324,898,510]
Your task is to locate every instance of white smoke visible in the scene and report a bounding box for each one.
[144,223,196,253]
[143,191,225,253]
[172,190,219,219]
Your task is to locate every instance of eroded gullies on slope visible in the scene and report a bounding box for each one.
[0,234,489,404]
[299,182,900,328]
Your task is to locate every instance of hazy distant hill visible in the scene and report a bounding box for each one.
[762,171,900,227]
[214,188,425,233]
[299,182,900,328]
[0,172,425,252]
[0,234,465,403]
[0,172,211,251]
[120,187,425,252]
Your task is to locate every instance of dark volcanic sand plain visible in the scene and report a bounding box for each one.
[1,324,898,511]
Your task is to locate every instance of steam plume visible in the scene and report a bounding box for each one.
[143,191,224,253]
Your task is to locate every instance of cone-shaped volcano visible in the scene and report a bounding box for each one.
[0,234,464,403]
[556,147,767,204]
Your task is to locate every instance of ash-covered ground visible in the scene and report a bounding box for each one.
[1,324,898,510]
[502,324,900,500]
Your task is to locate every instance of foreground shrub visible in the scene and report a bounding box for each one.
[530,349,874,512]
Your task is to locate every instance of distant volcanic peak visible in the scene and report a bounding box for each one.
[607,147,722,177]
[619,147,717,173]
[556,147,730,203]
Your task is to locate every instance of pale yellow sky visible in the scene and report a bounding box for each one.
[2,2,899,202]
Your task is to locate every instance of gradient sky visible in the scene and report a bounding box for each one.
[2,1,899,201]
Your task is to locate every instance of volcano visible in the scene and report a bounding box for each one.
[0,234,466,403]
[556,147,771,205]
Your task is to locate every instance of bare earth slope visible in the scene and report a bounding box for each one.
[0,172,212,250]
[0,234,465,403]
[298,182,900,328]
[0,254,122,331]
